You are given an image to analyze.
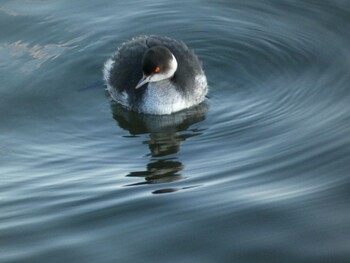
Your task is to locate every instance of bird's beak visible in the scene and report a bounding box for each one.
[135,74,151,89]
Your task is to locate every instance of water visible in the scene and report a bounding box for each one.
[1,0,350,262]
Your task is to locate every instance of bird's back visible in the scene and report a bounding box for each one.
[108,36,203,92]
[104,35,207,114]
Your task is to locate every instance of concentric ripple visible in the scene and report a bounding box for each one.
[1,0,350,262]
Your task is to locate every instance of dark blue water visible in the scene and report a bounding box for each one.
[1,0,350,262]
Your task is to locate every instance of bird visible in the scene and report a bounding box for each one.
[103,35,208,115]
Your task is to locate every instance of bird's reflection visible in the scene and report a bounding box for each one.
[111,102,208,193]
[126,159,184,186]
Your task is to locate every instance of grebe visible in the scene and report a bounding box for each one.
[103,35,208,115]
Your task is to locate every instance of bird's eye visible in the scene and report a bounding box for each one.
[154,66,161,73]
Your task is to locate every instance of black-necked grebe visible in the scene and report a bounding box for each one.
[103,35,208,115]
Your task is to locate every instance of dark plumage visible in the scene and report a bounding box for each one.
[104,35,207,114]
[142,46,172,75]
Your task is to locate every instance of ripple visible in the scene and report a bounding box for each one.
[0,37,86,73]
[2,1,350,262]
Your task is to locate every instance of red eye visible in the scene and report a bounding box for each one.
[154,66,161,73]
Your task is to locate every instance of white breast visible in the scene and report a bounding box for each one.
[140,74,208,115]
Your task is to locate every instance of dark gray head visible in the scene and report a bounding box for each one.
[135,46,178,89]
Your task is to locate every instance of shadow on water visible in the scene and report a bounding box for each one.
[111,102,208,194]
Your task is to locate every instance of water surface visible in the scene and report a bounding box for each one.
[1,0,350,262]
